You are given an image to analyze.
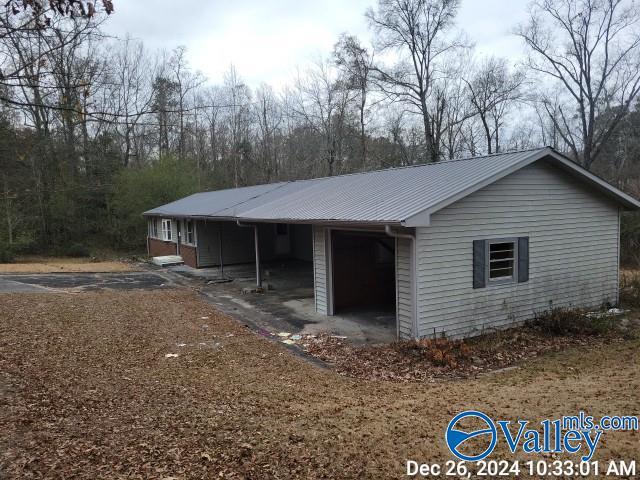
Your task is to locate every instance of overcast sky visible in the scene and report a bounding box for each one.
[102,0,531,88]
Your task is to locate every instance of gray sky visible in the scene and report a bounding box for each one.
[103,0,531,88]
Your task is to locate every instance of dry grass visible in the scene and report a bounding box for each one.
[1,290,638,479]
[0,257,138,273]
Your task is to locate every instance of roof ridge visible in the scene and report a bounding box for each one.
[261,147,549,186]
[184,148,550,195]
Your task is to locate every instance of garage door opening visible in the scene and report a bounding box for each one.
[331,231,396,315]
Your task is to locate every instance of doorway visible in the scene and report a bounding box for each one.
[331,231,396,313]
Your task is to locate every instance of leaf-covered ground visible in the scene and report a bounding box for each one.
[1,289,639,479]
[0,259,137,274]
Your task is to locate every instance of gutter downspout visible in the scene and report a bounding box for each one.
[237,220,262,288]
[385,225,418,340]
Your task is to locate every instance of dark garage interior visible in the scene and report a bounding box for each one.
[331,231,396,314]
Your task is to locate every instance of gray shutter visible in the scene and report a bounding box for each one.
[473,240,486,289]
[518,237,529,283]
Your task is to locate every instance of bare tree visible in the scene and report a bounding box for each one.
[223,65,252,187]
[254,84,282,182]
[464,56,523,154]
[334,34,373,169]
[366,0,463,162]
[169,46,205,159]
[517,0,640,169]
[292,59,352,176]
[107,37,156,166]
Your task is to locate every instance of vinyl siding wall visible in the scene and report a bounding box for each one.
[313,226,329,315]
[415,161,620,339]
[395,237,414,339]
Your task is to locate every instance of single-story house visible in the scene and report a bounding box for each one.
[144,147,640,340]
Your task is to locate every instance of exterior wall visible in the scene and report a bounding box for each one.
[291,224,313,262]
[197,221,260,267]
[196,221,311,267]
[395,237,415,339]
[312,225,330,315]
[180,244,198,268]
[415,161,620,339]
[148,237,177,257]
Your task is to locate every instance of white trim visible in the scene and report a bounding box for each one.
[183,219,196,246]
[326,228,334,316]
[485,237,519,285]
[161,218,173,242]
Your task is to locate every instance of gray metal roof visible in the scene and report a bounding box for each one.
[144,147,640,226]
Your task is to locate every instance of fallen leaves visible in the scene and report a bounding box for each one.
[0,289,638,479]
[297,327,631,383]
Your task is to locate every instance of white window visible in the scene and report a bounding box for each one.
[151,218,159,238]
[487,239,517,283]
[185,220,194,245]
[162,219,172,241]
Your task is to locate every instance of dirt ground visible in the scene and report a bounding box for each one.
[0,258,138,273]
[1,289,638,479]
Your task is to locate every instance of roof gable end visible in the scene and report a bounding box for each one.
[401,147,640,227]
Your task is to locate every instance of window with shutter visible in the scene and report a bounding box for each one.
[473,237,529,288]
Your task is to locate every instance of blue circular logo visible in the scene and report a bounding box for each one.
[446,410,497,462]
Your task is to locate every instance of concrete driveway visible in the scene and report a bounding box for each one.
[0,272,172,293]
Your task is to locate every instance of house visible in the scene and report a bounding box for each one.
[144,147,640,340]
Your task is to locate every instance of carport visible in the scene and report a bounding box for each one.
[194,220,313,288]
[143,181,416,341]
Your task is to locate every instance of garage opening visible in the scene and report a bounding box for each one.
[331,231,395,314]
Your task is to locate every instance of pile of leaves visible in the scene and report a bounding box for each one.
[525,306,616,336]
[300,325,628,383]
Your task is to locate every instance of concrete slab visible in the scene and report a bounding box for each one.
[167,260,397,345]
[152,255,183,266]
[0,277,52,293]
[0,272,172,292]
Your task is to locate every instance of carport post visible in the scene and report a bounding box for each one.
[218,222,224,277]
[254,226,261,288]
[236,220,262,288]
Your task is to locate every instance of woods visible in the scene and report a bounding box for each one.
[1,0,639,260]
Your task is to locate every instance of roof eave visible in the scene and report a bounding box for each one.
[402,147,640,227]
[142,212,404,227]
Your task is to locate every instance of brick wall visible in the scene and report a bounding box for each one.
[148,237,177,257]
[180,244,198,268]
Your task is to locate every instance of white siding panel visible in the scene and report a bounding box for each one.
[396,237,414,339]
[416,162,619,339]
[313,226,329,315]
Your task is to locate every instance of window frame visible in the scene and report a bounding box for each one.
[161,218,173,242]
[485,237,519,285]
[184,220,195,245]
[151,218,159,238]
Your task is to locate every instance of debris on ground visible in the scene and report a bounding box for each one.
[164,353,179,358]
[291,324,634,382]
[241,286,264,294]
